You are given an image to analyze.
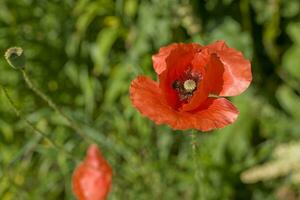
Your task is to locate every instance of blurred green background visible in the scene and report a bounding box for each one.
[1,0,300,199]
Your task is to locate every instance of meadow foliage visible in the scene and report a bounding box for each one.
[1,0,300,199]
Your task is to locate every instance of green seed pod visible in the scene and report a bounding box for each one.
[183,79,196,92]
[4,47,26,70]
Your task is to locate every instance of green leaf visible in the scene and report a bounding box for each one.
[276,85,300,120]
[282,45,300,80]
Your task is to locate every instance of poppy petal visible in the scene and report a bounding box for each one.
[206,40,252,96]
[152,43,178,74]
[180,50,211,111]
[130,76,178,125]
[181,50,225,112]
[171,98,238,131]
[152,43,202,74]
[186,98,239,131]
[158,44,198,108]
[130,76,238,131]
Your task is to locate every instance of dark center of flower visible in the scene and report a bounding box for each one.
[171,68,202,103]
[172,78,198,101]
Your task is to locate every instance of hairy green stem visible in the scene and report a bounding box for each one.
[1,85,79,162]
[191,130,204,199]
[21,69,92,144]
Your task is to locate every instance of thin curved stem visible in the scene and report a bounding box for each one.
[1,85,80,162]
[21,69,92,144]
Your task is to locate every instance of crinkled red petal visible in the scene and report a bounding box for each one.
[130,76,239,131]
[152,43,202,74]
[205,40,252,96]
[130,76,178,124]
[184,97,239,131]
[158,44,205,109]
[180,50,222,111]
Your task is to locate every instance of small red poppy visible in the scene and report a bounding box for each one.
[72,144,112,200]
[130,41,252,131]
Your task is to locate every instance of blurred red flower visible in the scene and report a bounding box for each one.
[72,144,112,200]
[130,41,252,131]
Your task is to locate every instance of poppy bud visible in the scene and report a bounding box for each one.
[4,47,26,70]
[72,144,112,200]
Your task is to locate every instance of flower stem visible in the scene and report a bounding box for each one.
[1,85,80,162]
[191,130,204,200]
[21,69,92,144]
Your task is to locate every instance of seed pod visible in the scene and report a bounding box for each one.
[4,47,26,70]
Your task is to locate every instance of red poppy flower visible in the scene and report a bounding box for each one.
[130,41,252,131]
[72,144,112,200]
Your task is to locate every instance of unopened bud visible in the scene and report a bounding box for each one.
[4,47,26,70]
